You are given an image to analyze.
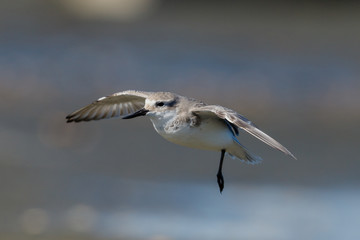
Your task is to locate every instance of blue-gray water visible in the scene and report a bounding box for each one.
[3,175,360,240]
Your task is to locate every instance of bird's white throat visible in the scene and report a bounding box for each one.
[147,109,178,133]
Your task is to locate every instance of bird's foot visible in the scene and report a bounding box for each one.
[217,171,224,193]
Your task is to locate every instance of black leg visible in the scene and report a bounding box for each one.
[217,149,226,193]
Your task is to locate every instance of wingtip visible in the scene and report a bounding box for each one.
[66,114,78,123]
[287,151,297,160]
[66,118,73,123]
[278,144,297,160]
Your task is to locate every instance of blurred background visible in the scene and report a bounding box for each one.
[1,0,359,239]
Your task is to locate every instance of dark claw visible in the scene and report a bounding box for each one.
[216,149,226,193]
[217,171,224,193]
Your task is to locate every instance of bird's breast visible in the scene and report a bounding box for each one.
[150,117,234,151]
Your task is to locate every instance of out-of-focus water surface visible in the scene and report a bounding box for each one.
[1,1,359,239]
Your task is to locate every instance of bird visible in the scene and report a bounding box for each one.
[66,90,296,193]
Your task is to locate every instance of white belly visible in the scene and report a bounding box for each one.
[151,117,234,151]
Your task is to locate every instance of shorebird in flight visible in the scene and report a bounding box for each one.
[66,90,296,192]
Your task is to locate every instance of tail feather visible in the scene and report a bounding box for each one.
[226,139,262,165]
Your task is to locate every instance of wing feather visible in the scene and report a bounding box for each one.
[66,90,152,123]
[192,105,296,159]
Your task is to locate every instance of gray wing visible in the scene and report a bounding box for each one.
[192,105,296,159]
[66,90,152,123]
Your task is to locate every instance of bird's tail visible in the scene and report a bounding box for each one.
[226,139,262,165]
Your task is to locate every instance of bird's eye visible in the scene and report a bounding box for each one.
[155,102,165,107]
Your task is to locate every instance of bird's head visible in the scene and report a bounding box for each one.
[122,92,179,119]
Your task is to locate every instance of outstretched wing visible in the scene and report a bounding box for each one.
[66,90,152,123]
[192,105,296,159]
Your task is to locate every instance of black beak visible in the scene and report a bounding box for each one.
[122,108,149,119]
